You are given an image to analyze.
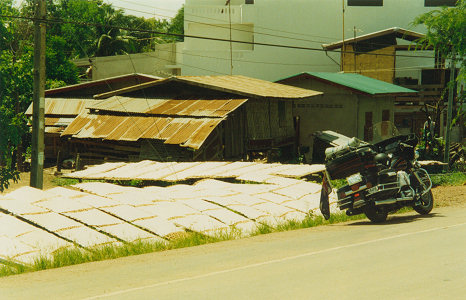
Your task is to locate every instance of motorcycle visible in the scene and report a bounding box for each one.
[319,128,434,223]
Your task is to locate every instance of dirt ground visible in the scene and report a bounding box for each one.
[431,185,466,208]
[1,168,60,194]
[2,169,465,208]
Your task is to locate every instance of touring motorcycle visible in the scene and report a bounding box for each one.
[319,130,434,223]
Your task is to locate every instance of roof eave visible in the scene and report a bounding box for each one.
[93,78,172,99]
[322,27,425,51]
[173,77,322,99]
[373,92,418,97]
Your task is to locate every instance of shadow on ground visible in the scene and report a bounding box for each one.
[348,212,443,226]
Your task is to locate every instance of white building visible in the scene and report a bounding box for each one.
[182,0,456,81]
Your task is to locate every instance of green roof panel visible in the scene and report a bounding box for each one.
[283,72,417,95]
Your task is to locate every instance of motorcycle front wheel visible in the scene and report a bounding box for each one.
[363,206,388,223]
[413,190,434,215]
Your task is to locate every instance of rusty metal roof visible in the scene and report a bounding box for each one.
[87,97,248,117]
[25,98,103,116]
[61,112,223,149]
[45,73,161,96]
[174,75,323,99]
[45,117,75,127]
[94,75,323,100]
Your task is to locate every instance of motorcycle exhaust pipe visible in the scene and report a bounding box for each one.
[374,198,397,205]
[374,197,413,205]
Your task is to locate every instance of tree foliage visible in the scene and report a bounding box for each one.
[413,0,465,127]
[0,1,185,191]
[413,0,465,80]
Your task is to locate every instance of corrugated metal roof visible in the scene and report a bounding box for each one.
[87,97,248,117]
[45,73,161,96]
[322,27,425,51]
[94,75,323,100]
[61,112,223,149]
[25,98,102,116]
[280,72,417,96]
[44,117,75,127]
[175,75,323,99]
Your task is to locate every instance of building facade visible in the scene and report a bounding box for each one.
[182,0,455,81]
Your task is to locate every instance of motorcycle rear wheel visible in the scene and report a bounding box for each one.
[363,206,388,223]
[413,190,434,215]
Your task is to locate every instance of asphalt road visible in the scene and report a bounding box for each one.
[1,207,466,300]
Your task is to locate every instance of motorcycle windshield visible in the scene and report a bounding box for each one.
[369,121,400,144]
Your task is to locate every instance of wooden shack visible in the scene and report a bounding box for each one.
[61,75,322,163]
[25,73,161,162]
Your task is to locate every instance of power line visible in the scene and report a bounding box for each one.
[140,45,436,73]
[0,14,436,60]
[109,4,333,46]
[113,0,337,42]
[112,1,432,51]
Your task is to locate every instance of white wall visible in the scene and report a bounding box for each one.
[182,0,441,80]
[91,43,183,80]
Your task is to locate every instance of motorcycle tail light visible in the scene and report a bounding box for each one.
[354,193,360,199]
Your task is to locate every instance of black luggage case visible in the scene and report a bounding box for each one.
[326,146,376,179]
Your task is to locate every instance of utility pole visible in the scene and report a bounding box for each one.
[226,0,233,75]
[30,0,46,189]
[443,48,456,169]
[341,0,345,71]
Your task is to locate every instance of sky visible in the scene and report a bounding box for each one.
[107,0,185,19]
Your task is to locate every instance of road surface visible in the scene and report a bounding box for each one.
[1,207,465,300]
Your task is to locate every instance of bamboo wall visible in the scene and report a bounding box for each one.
[342,45,396,83]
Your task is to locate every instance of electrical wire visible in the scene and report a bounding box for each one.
[110,0,432,51]
[112,0,337,41]
[0,14,436,60]
[109,4,333,46]
[138,46,436,75]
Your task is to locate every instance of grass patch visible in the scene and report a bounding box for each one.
[251,213,367,236]
[430,172,466,187]
[51,177,80,186]
[0,230,243,278]
[0,206,424,278]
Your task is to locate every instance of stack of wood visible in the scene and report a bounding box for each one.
[449,143,464,166]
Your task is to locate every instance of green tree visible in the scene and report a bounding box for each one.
[167,6,184,42]
[1,2,79,191]
[413,0,465,128]
[413,0,465,81]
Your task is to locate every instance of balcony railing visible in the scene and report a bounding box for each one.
[185,5,243,24]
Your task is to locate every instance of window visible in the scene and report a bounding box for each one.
[424,0,457,6]
[245,0,254,4]
[348,0,383,6]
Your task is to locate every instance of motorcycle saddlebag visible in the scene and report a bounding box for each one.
[325,146,376,179]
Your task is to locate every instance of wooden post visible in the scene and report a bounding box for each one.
[443,48,456,169]
[56,149,62,174]
[75,153,81,171]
